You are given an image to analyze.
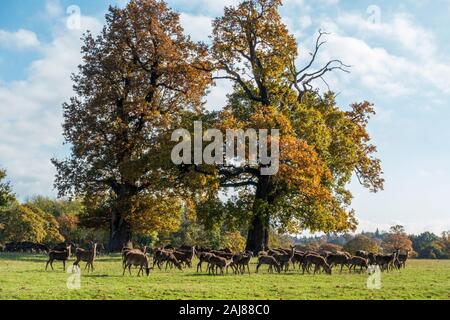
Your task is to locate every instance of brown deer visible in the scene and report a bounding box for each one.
[273,246,295,272]
[291,251,306,270]
[123,251,151,277]
[122,246,147,268]
[231,252,253,275]
[208,255,232,275]
[326,253,349,273]
[396,249,409,269]
[153,249,183,271]
[256,255,281,273]
[348,256,368,273]
[196,251,214,273]
[173,246,196,268]
[73,243,97,272]
[45,245,71,271]
[304,254,332,275]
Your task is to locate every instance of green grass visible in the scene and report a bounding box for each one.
[0,253,449,300]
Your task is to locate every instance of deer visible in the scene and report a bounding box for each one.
[73,243,97,273]
[376,252,398,272]
[291,251,306,270]
[348,256,368,273]
[153,249,183,271]
[396,249,409,269]
[208,255,232,275]
[45,245,71,271]
[123,251,151,277]
[231,252,253,275]
[196,251,214,273]
[368,252,378,266]
[273,245,295,272]
[122,246,147,268]
[326,253,349,273]
[256,255,281,273]
[173,246,196,268]
[355,250,369,259]
[303,254,332,275]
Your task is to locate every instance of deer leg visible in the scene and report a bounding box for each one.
[45,260,50,271]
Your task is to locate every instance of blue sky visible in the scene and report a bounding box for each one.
[1,0,450,235]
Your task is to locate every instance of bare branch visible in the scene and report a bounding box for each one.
[293,30,351,100]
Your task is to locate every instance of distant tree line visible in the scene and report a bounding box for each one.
[292,225,450,259]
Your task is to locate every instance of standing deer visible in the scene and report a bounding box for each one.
[73,243,97,272]
[123,251,151,277]
[45,245,71,271]
[256,255,281,273]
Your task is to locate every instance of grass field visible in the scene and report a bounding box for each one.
[0,253,449,300]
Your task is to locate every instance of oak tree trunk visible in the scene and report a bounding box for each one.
[246,176,271,254]
[108,189,133,252]
[109,209,132,252]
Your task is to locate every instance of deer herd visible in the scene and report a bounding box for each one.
[35,242,410,277]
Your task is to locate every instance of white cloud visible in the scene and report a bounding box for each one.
[336,12,436,59]
[167,0,239,16]
[0,29,40,49]
[179,13,212,42]
[0,15,102,199]
[45,0,63,18]
[292,11,450,98]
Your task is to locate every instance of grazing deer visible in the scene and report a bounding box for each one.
[208,255,232,275]
[123,251,151,277]
[256,255,281,273]
[153,249,183,271]
[73,243,97,272]
[326,253,349,273]
[45,245,71,271]
[173,246,196,268]
[304,254,332,275]
[349,256,368,273]
[291,251,306,270]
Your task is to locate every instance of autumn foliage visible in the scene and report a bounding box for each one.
[52,0,384,251]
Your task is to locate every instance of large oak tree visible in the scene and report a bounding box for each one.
[201,0,384,253]
[53,0,211,251]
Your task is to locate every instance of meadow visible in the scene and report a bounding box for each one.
[0,253,449,300]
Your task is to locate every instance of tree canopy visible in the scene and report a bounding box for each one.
[188,0,384,252]
[52,0,211,250]
[53,0,384,251]
[0,204,64,244]
[343,235,381,254]
[0,168,15,209]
